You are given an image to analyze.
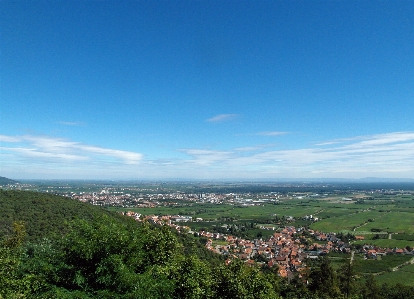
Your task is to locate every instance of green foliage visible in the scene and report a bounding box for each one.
[138,223,182,268]
[52,216,177,294]
[168,255,213,299]
[379,283,414,299]
[0,189,120,241]
[362,275,381,299]
[308,256,341,298]
[0,222,48,299]
[280,275,311,299]
[338,260,357,298]
[212,259,279,299]
[3,221,26,249]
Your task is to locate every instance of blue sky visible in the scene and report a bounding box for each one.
[1,0,413,180]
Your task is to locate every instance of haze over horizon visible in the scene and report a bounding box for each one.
[1,1,413,180]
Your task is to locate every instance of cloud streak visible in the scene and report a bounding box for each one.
[0,134,143,165]
[178,131,414,178]
[256,131,289,136]
[206,114,239,123]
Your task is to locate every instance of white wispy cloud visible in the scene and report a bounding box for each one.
[0,135,21,142]
[0,135,143,165]
[179,149,233,165]
[314,132,414,147]
[234,144,277,152]
[234,146,266,152]
[256,131,289,136]
[2,147,88,162]
[206,114,239,123]
[177,131,414,178]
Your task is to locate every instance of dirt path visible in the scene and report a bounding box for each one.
[353,222,368,232]
[352,211,390,232]
[391,256,414,272]
[365,256,414,275]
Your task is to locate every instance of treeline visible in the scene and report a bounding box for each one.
[1,190,414,298]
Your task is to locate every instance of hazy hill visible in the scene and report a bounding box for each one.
[0,176,18,185]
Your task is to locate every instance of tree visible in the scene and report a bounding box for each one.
[3,221,26,249]
[362,275,382,299]
[212,258,279,299]
[169,255,213,299]
[0,221,46,298]
[338,259,356,298]
[279,275,310,299]
[379,283,414,299]
[139,222,182,269]
[308,256,341,298]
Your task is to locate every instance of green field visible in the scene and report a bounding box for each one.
[355,212,414,234]
[317,207,358,218]
[112,202,323,220]
[374,262,414,286]
[310,210,382,232]
[353,239,414,249]
[353,254,412,274]
[111,198,414,241]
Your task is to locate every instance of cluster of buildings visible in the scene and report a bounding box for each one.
[71,190,139,206]
[123,212,194,232]
[361,245,414,259]
[202,226,308,278]
[70,190,244,207]
[65,188,288,208]
[122,210,414,279]
[122,210,358,278]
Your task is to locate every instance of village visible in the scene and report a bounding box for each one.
[122,211,414,279]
